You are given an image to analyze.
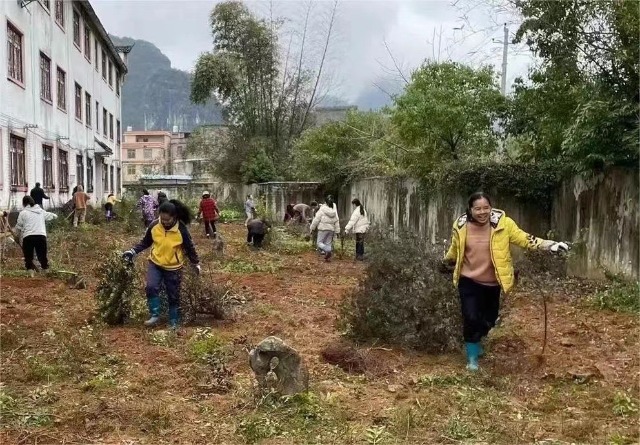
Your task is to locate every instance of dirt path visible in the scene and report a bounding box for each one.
[1,223,637,444]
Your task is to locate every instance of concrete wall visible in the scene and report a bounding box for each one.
[339,169,638,279]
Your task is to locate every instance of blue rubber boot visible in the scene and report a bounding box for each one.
[144,296,161,327]
[168,306,180,330]
[465,342,481,371]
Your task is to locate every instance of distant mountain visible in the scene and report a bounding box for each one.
[110,36,223,132]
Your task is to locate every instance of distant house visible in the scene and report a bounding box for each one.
[311,106,357,127]
[121,129,171,184]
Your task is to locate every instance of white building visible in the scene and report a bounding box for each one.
[0,0,127,210]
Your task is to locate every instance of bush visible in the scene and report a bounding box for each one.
[339,231,462,352]
[591,274,640,314]
[179,267,241,323]
[95,252,145,325]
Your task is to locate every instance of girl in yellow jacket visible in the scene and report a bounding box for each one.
[444,192,568,371]
[123,200,200,329]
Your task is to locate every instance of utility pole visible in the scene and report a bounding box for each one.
[500,24,509,96]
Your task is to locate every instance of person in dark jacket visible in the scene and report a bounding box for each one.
[29,183,50,207]
[123,200,200,329]
[247,218,271,248]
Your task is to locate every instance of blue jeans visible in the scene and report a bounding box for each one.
[146,262,182,319]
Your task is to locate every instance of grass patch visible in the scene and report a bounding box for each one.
[0,385,54,428]
[223,259,281,274]
[590,275,639,313]
[613,391,638,417]
[24,355,66,382]
[236,392,347,444]
[147,329,178,347]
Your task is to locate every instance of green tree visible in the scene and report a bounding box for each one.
[391,62,506,167]
[293,111,403,192]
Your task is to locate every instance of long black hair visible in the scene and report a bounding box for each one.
[352,198,365,216]
[158,199,193,225]
[23,195,35,207]
[325,195,335,208]
[466,192,492,221]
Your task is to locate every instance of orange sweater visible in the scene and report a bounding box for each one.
[461,221,498,286]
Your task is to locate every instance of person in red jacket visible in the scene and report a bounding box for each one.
[197,191,219,238]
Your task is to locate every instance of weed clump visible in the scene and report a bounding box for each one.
[339,231,462,352]
[95,251,144,325]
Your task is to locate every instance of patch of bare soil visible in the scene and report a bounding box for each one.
[0,222,637,444]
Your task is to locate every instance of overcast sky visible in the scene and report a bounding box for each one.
[92,0,536,108]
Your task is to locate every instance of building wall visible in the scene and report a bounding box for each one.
[0,0,124,210]
[121,130,170,183]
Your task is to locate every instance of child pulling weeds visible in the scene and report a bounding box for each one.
[122,200,200,329]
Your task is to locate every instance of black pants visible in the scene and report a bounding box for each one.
[247,230,265,248]
[204,220,217,236]
[22,235,49,270]
[458,276,501,343]
[355,233,365,259]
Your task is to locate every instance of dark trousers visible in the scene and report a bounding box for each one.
[22,235,49,270]
[247,230,265,248]
[204,219,217,236]
[355,233,365,259]
[458,276,501,343]
[146,262,182,310]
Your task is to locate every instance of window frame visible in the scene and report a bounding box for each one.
[40,52,52,103]
[7,21,25,86]
[74,82,82,122]
[58,148,69,191]
[94,40,99,71]
[84,24,91,62]
[127,164,136,176]
[42,144,54,190]
[95,101,99,133]
[143,148,152,160]
[56,66,66,112]
[72,8,81,49]
[55,0,65,29]
[76,154,84,190]
[101,50,107,80]
[116,120,121,144]
[102,108,108,138]
[86,157,94,193]
[9,134,27,189]
[127,149,136,159]
[85,92,92,128]
[108,60,113,88]
[109,113,114,140]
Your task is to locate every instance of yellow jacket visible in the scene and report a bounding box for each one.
[444,209,550,293]
[132,220,199,270]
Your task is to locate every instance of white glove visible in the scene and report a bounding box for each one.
[550,242,569,253]
[194,264,201,275]
[344,229,350,235]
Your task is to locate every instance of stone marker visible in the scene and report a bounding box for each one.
[249,336,309,395]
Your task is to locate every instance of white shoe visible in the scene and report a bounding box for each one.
[28,270,35,278]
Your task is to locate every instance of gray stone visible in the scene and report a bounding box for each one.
[249,336,309,395]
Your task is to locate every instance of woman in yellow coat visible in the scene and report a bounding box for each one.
[443,192,568,371]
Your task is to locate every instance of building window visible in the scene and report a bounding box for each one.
[108,61,113,87]
[109,113,114,140]
[127,165,136,175]
[84,25,91,61]
[74,83,82,121]
[76,154,84,189]
[85,92,91,127]
[102,162,108,191]
[10,135,26,187]
[116,74,120,96]
[94,40,99,71]
[116,167,121,192]
[101,50,107,79]
[116,120,121,144]
[110,165,115,192]
[55,0,64,27]
[144,149,152,159]
[127,149,135,159]
[56,67,66,111]
[142,166,151,175]
[86,158,94,193]
[103,108,107,137]
[7,22,24,84]
[72,9,80,48]
[58,149,69,190]
[40,52,52,102]
[43,145,54,189]
[95,101,99,133]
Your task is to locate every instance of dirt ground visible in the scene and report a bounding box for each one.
[0,222,638,444]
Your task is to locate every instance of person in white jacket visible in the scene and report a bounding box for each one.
[344,198,370,260]
[13,196,58,275]
[309,196,340,262]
